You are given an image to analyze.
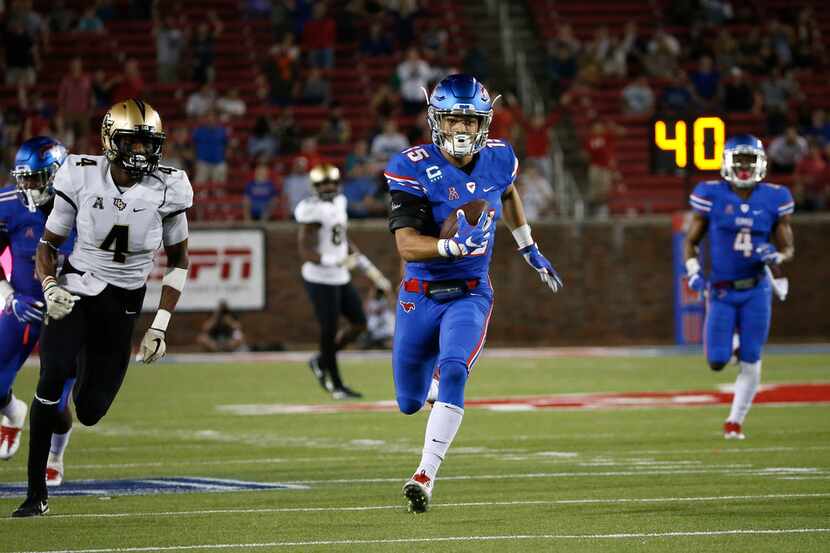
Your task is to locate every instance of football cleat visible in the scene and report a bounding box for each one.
[308,355,329,392]
[0,400,28,460]
[46,460,64,487]
[331,386,362,400]
[403,470,433,513]
[723,421,746,440]
[12,496,49,517]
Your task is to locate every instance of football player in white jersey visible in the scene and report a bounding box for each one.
[13,99,193,517]
[296,163,391,399]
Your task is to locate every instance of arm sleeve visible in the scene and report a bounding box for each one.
[45,192,77,237]
[388,190,434,234]
[162,212,189,246]
[777,186,795,217]
[689,182,714,214]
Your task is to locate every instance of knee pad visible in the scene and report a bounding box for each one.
[35,376,67,406]
[397,396,424,415]
[436,359,468,408]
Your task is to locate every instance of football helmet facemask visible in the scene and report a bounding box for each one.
[102,98,166,178]
[310,163,341,201]
[11,136,68,212]
[426,74,497,158]
[721,134,767,189]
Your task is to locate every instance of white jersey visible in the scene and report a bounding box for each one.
[294,194,349,285]
[46,154,193,293]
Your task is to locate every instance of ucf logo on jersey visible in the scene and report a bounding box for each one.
[113,198,127,211]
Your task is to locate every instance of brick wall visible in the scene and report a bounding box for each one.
[147,215,830,349]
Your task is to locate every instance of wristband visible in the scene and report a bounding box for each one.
[42,276,57,290]
[151,309,171,332]
[511,224,534,249]
[685,258,701,275]
[0,280,13,303]
[162,267,188,292]
[437,239,461,257]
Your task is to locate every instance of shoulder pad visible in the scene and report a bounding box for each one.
[384,153,427,196]
[294,197,323,223]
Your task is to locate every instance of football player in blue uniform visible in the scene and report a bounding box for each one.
[0,137,76,485]
[683,135,795,440]
[386,74,563,512]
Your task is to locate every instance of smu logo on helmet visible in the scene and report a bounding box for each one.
[399,301,416,313]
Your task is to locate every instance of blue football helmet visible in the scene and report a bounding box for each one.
[11,136,68,212]
[426,74,497,158]
[721,134,767,188]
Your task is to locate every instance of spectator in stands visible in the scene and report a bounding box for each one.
[397,47,434,115]
[713,29,739,73]
[760,68,803,135]
[370,83,401,120]
[545,41,579,97]
[96,0,117,22]
[550,22,581,56]
[155,15,185,84]
[360,21,393,57]
[343,149,385,219]
[319,104,351,145]
[524,112,557,182]
[461,40,490,85]
[370,118,409,163]
[20,89,53,140]
[658,69,696,117]
[244,163,280,221]
[110,58,145,102]
[299,68,331,106]
[216,88,247,121]
[91,69,115,108]
[420,26,449,63]
[768,126,808,174]
[10,0,49,50]
[197,300,247,353]
[794,7,825,68]
[621,76,655,116]
[344,139,374,177]
[700,0,734,25]
[689,55,721,112]
[58,58,92,143]
[722,67,759,114]
[248,116,278,160]
[273,108,300,154]
[76,6,105,33]
[645,27,680,79]
[302,3,336,69]
[583,119,623,217]
[186,83,217,118]
[802,109,830,146]
[192,110,230,184]
[191,14,223,84]
[295,136,324,170]
[284,157,313,216]
[515,162,555,222]
[265,33,300,106]
[49,1,77,33]
[162,127,193,172]
[3,20,38,87]
[489,91,521,144]
[738,28,765,75]
[793,141,827,210]
[767,18,794,68]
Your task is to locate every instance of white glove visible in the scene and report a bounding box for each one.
[42,277,80,320]
[140,328,167,364]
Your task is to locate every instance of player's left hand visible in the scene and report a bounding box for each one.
[519,244,563,293]
[754,243,784,265]
[140,327,167,364]
[10,293,45,323]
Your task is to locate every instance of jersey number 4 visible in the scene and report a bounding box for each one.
[733,228,753,257]
[100,225,129,263]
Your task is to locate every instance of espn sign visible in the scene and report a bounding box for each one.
[143,229,266,312]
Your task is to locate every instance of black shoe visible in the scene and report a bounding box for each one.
[12,496,48,517]
[331,385,363,400]
[308,355,328,392]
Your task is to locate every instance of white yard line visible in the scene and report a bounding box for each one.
[12,528,830,553]
[2,492,826,521]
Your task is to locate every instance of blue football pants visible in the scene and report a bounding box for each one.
[705,280,772,365]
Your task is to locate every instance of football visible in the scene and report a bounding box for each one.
[439,199,489,239]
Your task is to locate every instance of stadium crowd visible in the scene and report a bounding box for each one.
[1,0,829,219]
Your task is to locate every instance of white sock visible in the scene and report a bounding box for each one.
[50,428,73,460]
[417,401,464,480]
[0,395,27,427]
[728,360,761,424]
[426,377,439,403]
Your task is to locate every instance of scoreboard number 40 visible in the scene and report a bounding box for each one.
[654,116,726,171]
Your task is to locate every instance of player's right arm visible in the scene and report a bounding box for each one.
[0,228,11,304]
[683,184,713,291]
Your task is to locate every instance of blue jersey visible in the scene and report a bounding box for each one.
[0,185,74,298]
[690,180,794,282]
[385,140,518,281]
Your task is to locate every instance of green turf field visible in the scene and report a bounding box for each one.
[2,353,829,552]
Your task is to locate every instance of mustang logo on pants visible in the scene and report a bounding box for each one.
[399,301,416,313]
